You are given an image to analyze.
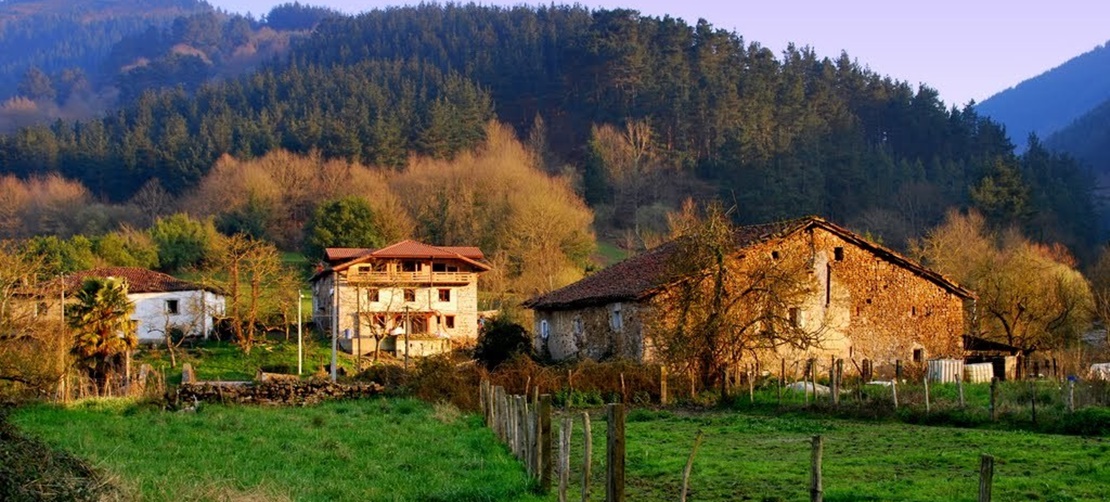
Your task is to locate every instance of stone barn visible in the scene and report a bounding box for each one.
[524,216,975,366]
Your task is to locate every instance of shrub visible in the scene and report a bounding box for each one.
[473,317,532,370]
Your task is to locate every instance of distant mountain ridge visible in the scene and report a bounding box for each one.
[976,41,1110,148]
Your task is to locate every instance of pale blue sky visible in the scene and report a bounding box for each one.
[212,0,1110,107]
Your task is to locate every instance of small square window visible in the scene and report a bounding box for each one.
[913,348,924,362]
[404,289,416,302]
[166,299,180,315]
[438,289,451,302]
[367,289,380,302]
[771,250,781,260]
[445,315,455,329]
[834,247,844,261]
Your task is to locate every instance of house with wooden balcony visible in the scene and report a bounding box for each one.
[310,240,490,359]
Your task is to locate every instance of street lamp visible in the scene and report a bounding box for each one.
[403,305,411,369]
[297,290,304,376]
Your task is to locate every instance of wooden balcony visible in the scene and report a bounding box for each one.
[346,270,474,284]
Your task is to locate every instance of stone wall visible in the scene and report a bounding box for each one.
[176,380,383,406]
[534,224,970,366]
[534,301,645,361]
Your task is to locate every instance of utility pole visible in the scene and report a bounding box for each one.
[403,305,411,370]
[297,290,303,376]
[331,282,338,383]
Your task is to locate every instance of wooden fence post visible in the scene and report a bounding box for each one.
[778,358,785,405]
[979,454,994,502]
[679,430,705,502]
[958,374,966,408]
[835,359,843,406]
[1030,381,1037,425]
[895,359,903,381]
[810,435,824,502]
[540,394,553,492]
[1068,379,1075,413]
[747,365,755,404]
[559,415,572,502]
[892,380,898,409]
[582,412,592,502]
[660,366,668,406]
[828,358,836,405]
[606,403,625,502]
[990,377,998,422]
[924,375,931,413]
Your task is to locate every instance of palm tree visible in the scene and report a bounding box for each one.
[67,277,136,396]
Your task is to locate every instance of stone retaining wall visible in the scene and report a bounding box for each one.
[177,380,384,406]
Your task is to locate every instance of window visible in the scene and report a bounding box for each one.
[789,307,802,328]
[911,306,917,316]
[367,289,380,302]
[432,262,446,272]
[540,319,550,339]
[404,289,416,302]
[610,303,623,331]
[166,299,180,315]
[913,348,924,363]
[401,261,418,272]
[834,247,844,261]
[771,250,781,260]
[573,317,583,335]
[438,288,451,302]
[445,315,455,329]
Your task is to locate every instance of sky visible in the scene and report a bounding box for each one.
[212,0,1110,107]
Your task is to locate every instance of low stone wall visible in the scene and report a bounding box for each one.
[177,380,384,406]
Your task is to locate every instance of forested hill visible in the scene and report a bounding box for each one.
[0,4,1099,253]
[0,0,213,99]
[1046,97,1110,176]
[976,42,1110,149]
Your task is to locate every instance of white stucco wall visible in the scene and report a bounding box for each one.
[129,290,226,342]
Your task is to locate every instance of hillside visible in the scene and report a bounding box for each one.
[1046,97,1110,180]
[0,3,1100,254]
[0,0,339,131]
[0,0,213,98]
[976,41,1110,148]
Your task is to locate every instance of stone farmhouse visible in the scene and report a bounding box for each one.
[524,216,975,366]
[63,267,226,343]
[310,240,489,358]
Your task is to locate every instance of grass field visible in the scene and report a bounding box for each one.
[561,408,1109,501]
[12,398,543,501]
[13,398,1109,501]
[135,336,357,384]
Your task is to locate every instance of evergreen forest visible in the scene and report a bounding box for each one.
[0,2,1100,258]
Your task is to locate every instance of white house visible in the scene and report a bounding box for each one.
[65,267,226,343]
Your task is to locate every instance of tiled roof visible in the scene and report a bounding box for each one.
[314,240,490,281]
[440,246,484,260]
[325,248,375,262]
[523,216,973,310]
[64,267,215,294]
[522,218,806,310]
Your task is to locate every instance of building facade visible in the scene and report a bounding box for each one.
[310,240,489,358]
[64,267,226,343]
[525,217,975,366]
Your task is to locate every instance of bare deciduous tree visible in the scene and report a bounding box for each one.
[646,201,824,389]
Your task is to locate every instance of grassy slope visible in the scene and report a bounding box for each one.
[564,409,1109,502]
[137,336,357,384]
[12,399,544,501]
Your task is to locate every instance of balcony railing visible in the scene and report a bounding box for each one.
[346,270,474,284]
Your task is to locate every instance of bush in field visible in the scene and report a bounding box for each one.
[473,317,532,370]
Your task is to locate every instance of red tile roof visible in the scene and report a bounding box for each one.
[63,267,215,294]
[315,240,490,281]
[523,216,973,310]
[325,248,375,262]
